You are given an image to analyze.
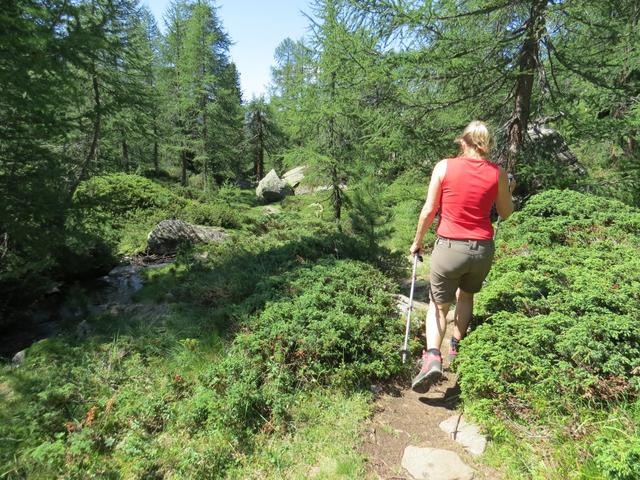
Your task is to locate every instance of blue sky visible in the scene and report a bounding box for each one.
[144,0,313,101]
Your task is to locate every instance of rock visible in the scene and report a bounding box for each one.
[75,320,92,339]
[401,446,475,480]
[194,251,209,261]
[262,206,280,216]
[396,294,429,316]
[294,183,346,195]
[439,415,487,456]
[12,350,26,366]
[282,165,306,188]
[370,384,383,395]
[234,179,253,189]
[527,123,585,176]
[147,220,229,255]
[256,169,291,202]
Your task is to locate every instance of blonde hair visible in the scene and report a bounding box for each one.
[456,120,492,157]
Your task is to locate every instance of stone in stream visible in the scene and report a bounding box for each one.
[147,220,229,255]
[401,445,475,480]
[256,169,292,202]
[439,415,487,457]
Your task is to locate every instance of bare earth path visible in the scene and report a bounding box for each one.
[360,268,504,480]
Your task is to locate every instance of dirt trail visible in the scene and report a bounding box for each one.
[361,280,504,479]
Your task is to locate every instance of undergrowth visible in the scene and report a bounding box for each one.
[457,189,640,480]
[0,177,409,478]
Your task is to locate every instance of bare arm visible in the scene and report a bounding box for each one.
[410,160,446,254]
[495,167,514,220]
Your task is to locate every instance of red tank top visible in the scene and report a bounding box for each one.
[436,157,499,240]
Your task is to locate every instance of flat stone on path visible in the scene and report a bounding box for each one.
[439,415,487,456]
[402,445,474,480]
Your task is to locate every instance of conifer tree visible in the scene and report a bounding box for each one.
[245,97,281,181]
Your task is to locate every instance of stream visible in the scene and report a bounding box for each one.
[1,260,172,361]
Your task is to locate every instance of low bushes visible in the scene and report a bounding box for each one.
[457,189,640,478]
[63,174,249,275]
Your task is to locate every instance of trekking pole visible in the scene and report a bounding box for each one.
[401,252,422,364]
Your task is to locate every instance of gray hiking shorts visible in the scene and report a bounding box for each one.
[429,236,495,304]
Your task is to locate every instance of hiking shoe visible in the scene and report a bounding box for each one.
[411,350,442,393]
[448,338,460,365]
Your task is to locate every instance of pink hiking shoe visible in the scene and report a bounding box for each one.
[411,349,442,393]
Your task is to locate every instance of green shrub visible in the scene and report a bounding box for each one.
[234,260,402,388]
[346,175,394,251]
[589,404,640,480]
[457,189,640,478]
[65,174,249,264]
[381,169,436,253]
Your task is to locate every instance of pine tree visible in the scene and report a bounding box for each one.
[161,0,242,188]
[245,96,282,181]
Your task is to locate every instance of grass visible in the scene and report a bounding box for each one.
[227,390,371,479]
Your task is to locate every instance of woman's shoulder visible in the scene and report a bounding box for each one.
[434,158,449,174]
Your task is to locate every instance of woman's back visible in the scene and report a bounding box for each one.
[436,156,499,240]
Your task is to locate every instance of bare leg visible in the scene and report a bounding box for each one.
[426,298,450,351]
[453,288,474,341]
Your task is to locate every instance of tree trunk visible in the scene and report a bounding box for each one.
[71,65,100,196]
[257,121,264,181]
[504,0,546,172]
[329,71,342,223]
[181,150,187,186]
[331,163,341,222]
[153,123,159,174]
[121,136,129,172]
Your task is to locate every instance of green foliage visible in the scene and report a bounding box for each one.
[380,169,436,253]
[0,193,406,478]
[589,405,640,480]
[65,173,247,268]
[457,189,640,478]
[234,260,401,387]
[346,175,394,251]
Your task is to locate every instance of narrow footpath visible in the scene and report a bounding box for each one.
[360,268,504,480]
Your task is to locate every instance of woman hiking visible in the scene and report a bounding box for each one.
[409,120,515,392]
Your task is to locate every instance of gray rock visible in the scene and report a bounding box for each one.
[294,183,347,195]
[234,179,253,189]
[262,206,280,216]
[12,350,26,366]
[402,446,475,480]
[527,123,585,176]
[370,384,383,395]
[256,169,291,202]
[396,294,429,316]
[282,165,306,188]
[439,415,487,457]
[147,220,229,255]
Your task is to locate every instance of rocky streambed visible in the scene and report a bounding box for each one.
[1,257,172,361]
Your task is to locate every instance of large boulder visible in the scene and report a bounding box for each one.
[147,220,229,255]
[256,169,290,202]
[282,165,306,188]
